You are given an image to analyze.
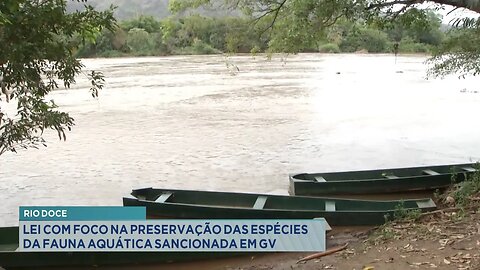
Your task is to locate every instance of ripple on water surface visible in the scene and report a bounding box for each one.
[1,54,479,226]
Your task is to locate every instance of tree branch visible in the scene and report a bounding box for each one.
[367,0,420,9]
[433,0,480,13]
[252,0,288,35]
[368,0,480,13]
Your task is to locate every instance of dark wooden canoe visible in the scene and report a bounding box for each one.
[122,188,436,226]
[0,227,238,269]
[289,163,478,196]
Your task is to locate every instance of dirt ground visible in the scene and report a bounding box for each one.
[18,213,480,270]
[222,209,480,270]
[105,208,478,270]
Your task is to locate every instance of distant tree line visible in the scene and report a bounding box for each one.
[75,12,450,58]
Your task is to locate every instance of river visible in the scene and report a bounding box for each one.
[1,53,479,226]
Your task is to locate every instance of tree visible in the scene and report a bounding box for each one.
[384,10,445,45]
[340,26,390,53]
[170,0,480,75]
[0,0,115,155]
[127,28,155,54]
[120,15,161,33]
[428,19,480,77]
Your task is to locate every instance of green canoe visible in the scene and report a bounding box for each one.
[123,188,436,226]
[0,227,238,269]
[289,163,478,196]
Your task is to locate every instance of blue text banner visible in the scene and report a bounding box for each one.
[19,220,327,252]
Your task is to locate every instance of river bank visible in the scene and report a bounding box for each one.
[78,51,431,59]
[188,191,480,270]
[30,199,479,270]
[231,183,480,270]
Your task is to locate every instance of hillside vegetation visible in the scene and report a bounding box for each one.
[75,11,449,58]
[67,0,233,20]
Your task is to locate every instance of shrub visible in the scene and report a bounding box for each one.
[451,165,480,208]
[361,28,390,53]
[398,38,431,53]
[340,27,390,53]
[318,43,340,53]
[173,39,221,55]
[126,28,155,54]
[191,39,221,54]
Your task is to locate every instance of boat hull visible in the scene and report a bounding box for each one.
[123,188,437,226]
[0,227,239,269]
[289,163,476,196]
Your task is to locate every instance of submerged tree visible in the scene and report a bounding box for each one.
[0,0,115,155]
[170,0,480,76]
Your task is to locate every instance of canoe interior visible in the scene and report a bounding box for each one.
[292,163,478,182]
[131,188,432,212]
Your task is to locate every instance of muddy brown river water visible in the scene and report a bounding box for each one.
[1,53,479,226]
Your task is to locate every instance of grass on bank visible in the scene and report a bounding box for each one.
[368,166,480,245]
